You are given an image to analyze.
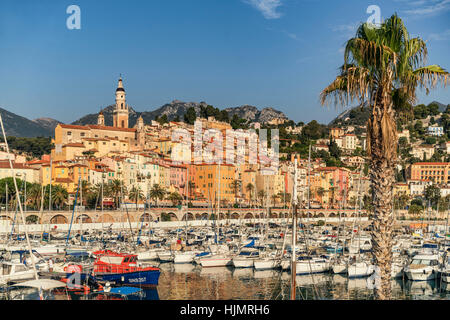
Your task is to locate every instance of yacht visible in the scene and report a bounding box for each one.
[0,262,36,285]
[404,254,440,281]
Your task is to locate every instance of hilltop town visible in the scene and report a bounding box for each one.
[1,78,449,223]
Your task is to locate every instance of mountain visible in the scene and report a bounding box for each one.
[225,105,288,123]
[328,104,372,128]
[33,118,62,133]
[0,107,56,137]
[72,100,289,126]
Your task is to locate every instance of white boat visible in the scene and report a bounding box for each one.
[253,258,279,270]
[232,252,260,268]
[391,260,405,279]
[347,261,374,278]
[280,258,291,271]
[173,252,195,264]
[157,251,174,263]
[348,237,372,254]
[0,262,36,285]
[295,257,330,275]
[137,248,165,261]
[331,259,347,274]
[199,254,232,268]
[439,257,450,283]
[404,254,440,281]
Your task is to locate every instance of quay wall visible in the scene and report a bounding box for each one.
[0,217,370,234]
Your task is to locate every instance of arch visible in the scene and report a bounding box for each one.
[76,214,92,223]
[328,212,336,218]
[244,213,253,219]
[360,212,368,218]
[140,213,151,222]
[26,215,40,224]
[195,213,202,220]
[97,214,115,223]
[231,213,240,220]
[168,212,178,221]
[317,213,325,218]
[182,213,194,221]
[0,215,12,221]
[50,215,68,224]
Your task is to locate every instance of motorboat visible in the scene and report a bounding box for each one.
[404,254,440,281]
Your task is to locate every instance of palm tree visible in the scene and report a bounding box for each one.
[52,185,68,210]
[257,190,266,208]
[317,187,326,208]
[230,179,241,205]
[245,183,255,206]
[320,14,448,299]
[128,185,144,210]
[167,192,183,207]
[149,184,166,206]
[27,183,42,210]
[271,194,279,207]
[109,179,122,208]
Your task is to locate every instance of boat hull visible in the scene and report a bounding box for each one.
[95,270,161,287]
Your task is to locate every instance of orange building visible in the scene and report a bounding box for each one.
[194,164,236,204]
[408,162,450,184]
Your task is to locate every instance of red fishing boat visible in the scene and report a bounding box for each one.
[91,251,161,287]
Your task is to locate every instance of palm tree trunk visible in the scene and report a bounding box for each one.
[368,103,397,300]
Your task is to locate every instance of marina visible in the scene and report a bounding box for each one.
[0,215,449,300]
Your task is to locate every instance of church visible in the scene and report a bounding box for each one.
[52,77,147,161]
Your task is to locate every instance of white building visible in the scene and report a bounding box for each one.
[0,161,39,183]
[342,134,358,151]
[407,179,433,197]
[427,126,444,137]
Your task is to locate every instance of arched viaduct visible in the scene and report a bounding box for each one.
[0,208,368,225]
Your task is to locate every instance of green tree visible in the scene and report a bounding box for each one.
[149,184,166,206]
[128,185,144,209]
[424,184,441,209]
[184,107,197,125]
[166,192,183,207]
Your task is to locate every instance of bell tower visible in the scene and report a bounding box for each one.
[97,111,105,126]
[113,77,129,128]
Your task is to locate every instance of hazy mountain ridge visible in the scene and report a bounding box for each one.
[0,107,58,137]
[72,100,289,126]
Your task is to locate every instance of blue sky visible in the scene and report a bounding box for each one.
[0,0,449,125]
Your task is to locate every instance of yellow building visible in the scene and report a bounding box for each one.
[394,183,409,196]
[195,164,236,204]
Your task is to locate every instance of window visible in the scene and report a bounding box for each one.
[67,132,72,136]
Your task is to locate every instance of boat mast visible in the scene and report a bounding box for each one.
[66,177,81,247]
[0,113,39,281]
[290,158,298,300]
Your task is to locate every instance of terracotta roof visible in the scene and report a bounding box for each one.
[55,178,73,183]
[59,124,88,130]
[59,124,137,133]
[0,161,36,170]
[64,143,85,148]
[87,125,136,133]
[413,162,449,166]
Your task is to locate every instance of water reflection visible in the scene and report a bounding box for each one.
[3,264,449,300]
[156,264,450,300]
